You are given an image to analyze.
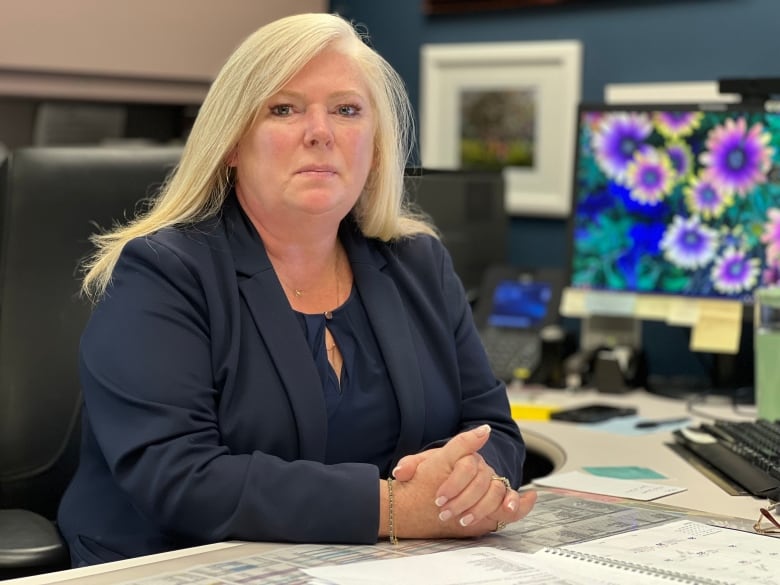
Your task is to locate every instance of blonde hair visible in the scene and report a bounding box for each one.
[82,12,436,300]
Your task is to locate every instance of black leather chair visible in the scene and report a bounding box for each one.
[0,146,182,579]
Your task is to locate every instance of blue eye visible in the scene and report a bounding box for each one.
[338,104,360,116]
[270,104,294,116]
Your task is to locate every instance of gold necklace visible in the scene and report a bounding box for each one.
[278,247,342,319]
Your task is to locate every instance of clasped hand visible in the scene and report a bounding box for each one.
[389,425,537,539]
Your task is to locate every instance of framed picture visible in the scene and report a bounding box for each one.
[420,40,582,217]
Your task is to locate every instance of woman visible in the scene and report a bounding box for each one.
[57,12,536,566]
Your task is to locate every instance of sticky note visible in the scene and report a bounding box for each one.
[559,287,588,317]
[634,294,673,321]
[690,299,742,354]
[666,298,700,326]
[533,470,685,500]
[510,403,560,421]
[583,466,667,480]
[584,291,637,317]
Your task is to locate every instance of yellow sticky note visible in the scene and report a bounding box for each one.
[635,294,673,321]
[584,290,637,317]
[690,299,742,354]
[510,403,560,421]
[666,298,700,326]
[559,287,588,317]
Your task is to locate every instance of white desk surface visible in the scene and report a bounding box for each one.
[10,387,770,584]
[510,386,765,522]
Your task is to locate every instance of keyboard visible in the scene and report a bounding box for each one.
[479,327,541,382]
[672,419,780,501]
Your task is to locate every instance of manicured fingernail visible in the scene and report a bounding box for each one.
[475,424,491,437]
[439,509,452,522]
[459,514,474,527]
[391,465,402,478]
[508,500,517,512]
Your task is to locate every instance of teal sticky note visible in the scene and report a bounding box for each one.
[583,466,667,480]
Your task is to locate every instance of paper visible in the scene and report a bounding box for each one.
[690,299,743,354]
[565,519,780,584]
[305,523,779,585]
[559,287,588,317]
[634,294,673,321]
[665,298,700,326]
[112,493,691,585]
[584,291,637,317]
[305,544,709,585]
[583,466,667,480]
[584,414,690,436]
[532,470,686,500]
[303,547,587,585]
[534,548,716,585]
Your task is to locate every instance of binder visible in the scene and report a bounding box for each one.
[547,518,780,585]
[538,547,731,584]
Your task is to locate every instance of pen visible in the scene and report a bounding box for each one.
[634,417,690,429]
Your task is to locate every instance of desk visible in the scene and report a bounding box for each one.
[9,491,758,585]
[9,389,769,584]
[511,386,765,521]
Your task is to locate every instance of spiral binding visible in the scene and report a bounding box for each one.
[540,547,733,584]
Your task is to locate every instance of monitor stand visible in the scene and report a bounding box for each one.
[575,315,644,393]
[703,353,754,404]
[580,315,642,352]
[645,350,755,404]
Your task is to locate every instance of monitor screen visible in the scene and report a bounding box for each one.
[404,169,507,299]
[568,103,780,304]
[487,280,552,329]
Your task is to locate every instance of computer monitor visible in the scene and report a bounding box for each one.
[404,168,508,301]
[567,102,780,395]
[568,102,780,307]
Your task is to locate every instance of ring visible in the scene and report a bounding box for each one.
[491,475,511,491]
[494,520,507,532]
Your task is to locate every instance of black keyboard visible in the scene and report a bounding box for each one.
[673,419,780,501]
[479,327,541,382]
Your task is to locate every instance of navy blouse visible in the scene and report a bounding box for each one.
[296,285,400,477]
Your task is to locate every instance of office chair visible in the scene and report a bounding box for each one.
[0,145,182,579]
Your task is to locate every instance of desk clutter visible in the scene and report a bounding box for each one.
[671,419,780,501]
[309,520,779,585]
[531,470,686,501]
[102,491,775,585]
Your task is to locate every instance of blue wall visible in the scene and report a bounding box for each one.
[333,0,780,117]
[329,0,779,385]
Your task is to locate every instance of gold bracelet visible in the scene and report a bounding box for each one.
[387,478,399,545]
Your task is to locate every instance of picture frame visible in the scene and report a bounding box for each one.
[420,40,582,217]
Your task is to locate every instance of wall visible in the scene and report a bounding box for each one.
[0,1,326,150]
[0,0,326,103]
[331,0,779,385]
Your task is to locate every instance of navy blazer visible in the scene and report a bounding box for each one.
[57,193,526,565]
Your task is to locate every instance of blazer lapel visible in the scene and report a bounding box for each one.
[222,195,427,466]
[224,196,328,462]
[342,223,426,465]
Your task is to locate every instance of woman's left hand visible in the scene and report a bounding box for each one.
[392,434,536,532]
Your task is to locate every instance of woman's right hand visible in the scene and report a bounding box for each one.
[386,425,536,539]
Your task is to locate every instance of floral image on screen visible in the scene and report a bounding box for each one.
[459,89,535,171]
[570,106,780,301]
